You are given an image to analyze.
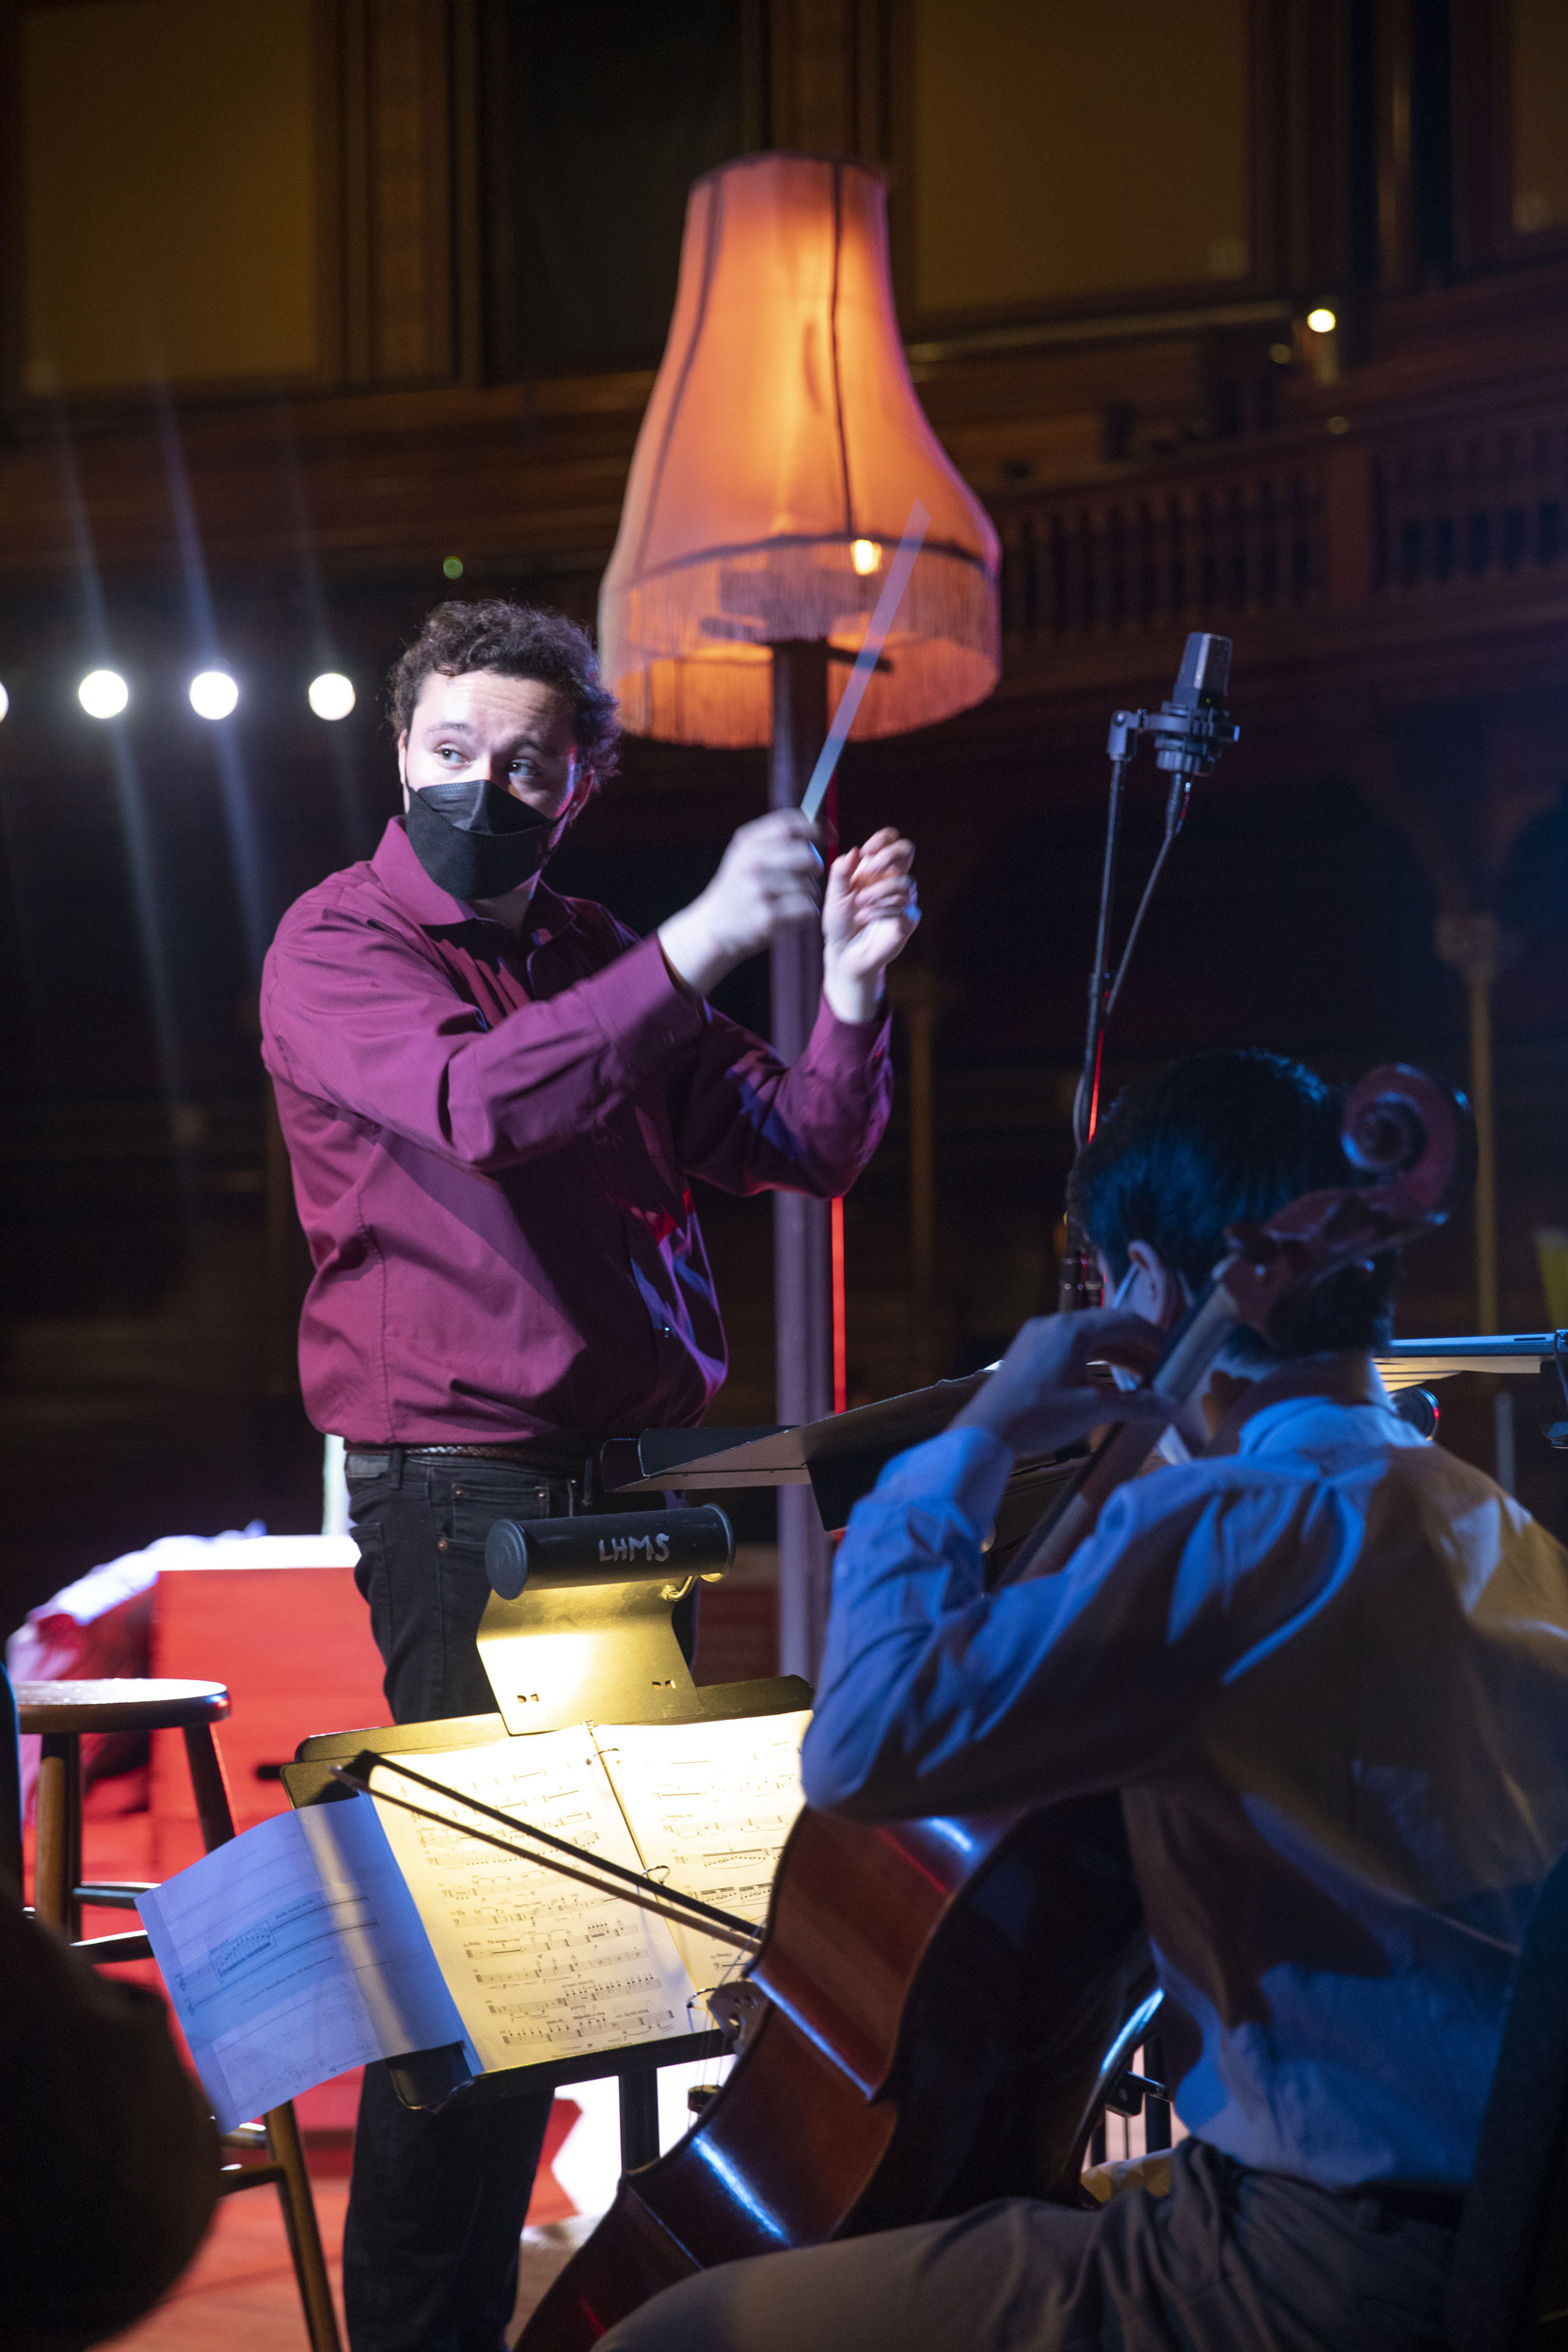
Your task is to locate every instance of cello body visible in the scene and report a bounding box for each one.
[520,1795,1146,2348]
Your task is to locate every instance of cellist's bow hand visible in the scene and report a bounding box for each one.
[822,827,918,1024]
[951,1308,1172,1461]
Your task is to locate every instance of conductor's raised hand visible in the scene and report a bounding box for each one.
[657,810,825,996]
[822,827,919,1025]
[950,1309,1172,1463]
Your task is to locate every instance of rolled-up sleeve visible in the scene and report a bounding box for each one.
[261,901,705,1173]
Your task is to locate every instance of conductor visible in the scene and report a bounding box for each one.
[261,596,918,2351]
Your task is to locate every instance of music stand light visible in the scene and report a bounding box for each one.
[599,151,1000,1677]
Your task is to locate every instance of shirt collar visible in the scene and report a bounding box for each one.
[1204,1351,1400,1458]
[371,817,578,946]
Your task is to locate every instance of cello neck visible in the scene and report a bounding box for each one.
[1001,1280,1243,1584]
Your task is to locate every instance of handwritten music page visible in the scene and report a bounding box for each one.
[591,1710,811,1986]
[365,1729,696,2073]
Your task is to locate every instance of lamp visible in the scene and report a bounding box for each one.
[599,151,999,750]
[600,151,1000,1677]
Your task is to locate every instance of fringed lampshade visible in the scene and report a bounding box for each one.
[599,151,1001,749]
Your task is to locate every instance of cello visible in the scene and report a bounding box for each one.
[519,1063,1474,2348]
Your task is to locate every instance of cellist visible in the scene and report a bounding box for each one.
[600,1047,1568,2352]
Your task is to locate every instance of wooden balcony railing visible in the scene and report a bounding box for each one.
[1373,423,1568,594]
[989,396,1568,667]
[994,459,1326,645]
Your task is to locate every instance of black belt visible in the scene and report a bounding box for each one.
[344,1439,593,1483]
[404,1443,572,1467]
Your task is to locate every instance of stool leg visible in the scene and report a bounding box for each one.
[185,1722,341,2347]
[35,1732,81,1934]
[0,1665,22,1896]
[263,2099,343,2352]
[182,1722,238,1851]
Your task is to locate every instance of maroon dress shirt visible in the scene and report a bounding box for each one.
[261,818,893,1446]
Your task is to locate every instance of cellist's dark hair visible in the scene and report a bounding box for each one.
[1068,1049,1398,1361]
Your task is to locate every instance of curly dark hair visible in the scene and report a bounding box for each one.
[387,599,621,781]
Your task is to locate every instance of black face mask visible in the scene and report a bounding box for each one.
[404,776,559,901]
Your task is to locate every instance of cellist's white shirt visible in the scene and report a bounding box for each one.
[801,1365,1568,2188]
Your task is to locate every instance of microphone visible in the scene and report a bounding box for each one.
[1110,631,1239,780]
[1157,631,1235,777]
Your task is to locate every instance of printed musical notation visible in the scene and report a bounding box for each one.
[144,1707,814,2130]
[594,1711,811,1984]
[366,1729,695,2072]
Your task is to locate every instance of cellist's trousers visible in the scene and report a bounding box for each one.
[595,2139,1457,2352]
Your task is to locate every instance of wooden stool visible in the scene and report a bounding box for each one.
[17,1677,343,2352]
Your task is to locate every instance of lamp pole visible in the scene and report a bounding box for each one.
[768,640,833,1678]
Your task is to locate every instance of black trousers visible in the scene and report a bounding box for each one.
[340,1451,694,2352]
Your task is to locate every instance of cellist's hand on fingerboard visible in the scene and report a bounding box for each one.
[950,1307,1169,1464]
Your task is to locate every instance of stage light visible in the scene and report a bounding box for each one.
[443,556,465,579]
[1307,307,1337,335]
[0,682,8,723]
[189,670,239,720]
[850,538,880,576]
[79,669,129,719]
[308,672,356,721]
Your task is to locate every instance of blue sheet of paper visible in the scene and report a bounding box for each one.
[138,1798,468,2134]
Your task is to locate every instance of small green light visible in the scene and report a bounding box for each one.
[442,556,465,580]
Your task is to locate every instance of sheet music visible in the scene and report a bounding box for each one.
[593,1710,811,1985]
[137,1800,467,2135]
[366,1728,697,2072]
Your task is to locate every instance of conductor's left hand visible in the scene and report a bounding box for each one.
[822,828,919,1024]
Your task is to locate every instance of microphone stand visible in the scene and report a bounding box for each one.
[1057,634,1241,1312]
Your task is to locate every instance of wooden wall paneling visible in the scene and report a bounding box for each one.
[1450,0,1504,273]
[0,0,24,413]
[450,0,484,386]
[312,0,350,387]
[338,0,457,388]
[1281,0,1354,298]
[850,0,894,165]
[1455,0,1568,275]
[1246,0,1287,300]
[368,0,456,382]
[475,0,762,380]
[769,0,861,153]
[1375,0,1417,288]
[10,0,329,406]
[741,0,772,151]
[894,0,1284,342]
[477,0,522,384]
[886,0,917,321]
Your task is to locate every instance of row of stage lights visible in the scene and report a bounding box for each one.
[0,670,359,725]
[0,537,899,731]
